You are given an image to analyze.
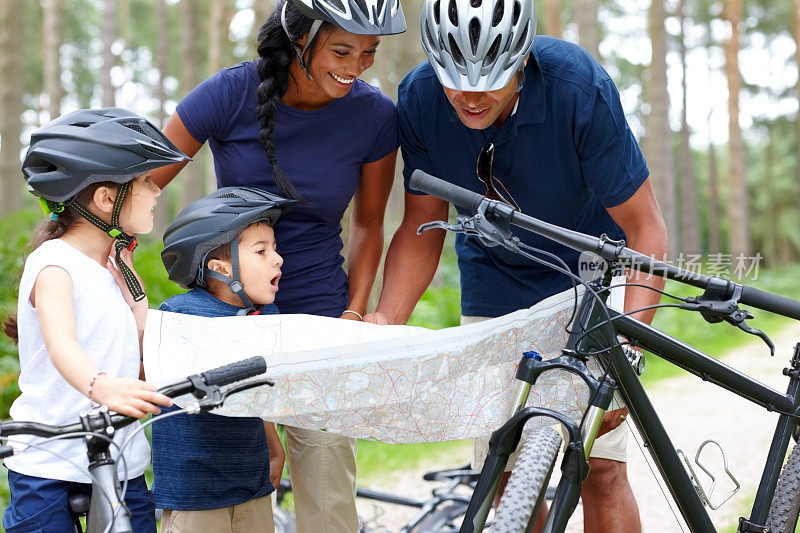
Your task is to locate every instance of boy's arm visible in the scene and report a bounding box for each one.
[264,422,285,489]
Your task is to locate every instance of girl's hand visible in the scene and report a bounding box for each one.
[91,375,172,419]
[362,312,389,325]
[107,243,147,311]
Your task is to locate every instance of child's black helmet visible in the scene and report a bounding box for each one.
[162,186,296,290]
[22,107,189,202]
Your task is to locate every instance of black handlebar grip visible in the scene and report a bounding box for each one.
[201,356,267,387]
[740,286,800,321]
[409,169,484,213]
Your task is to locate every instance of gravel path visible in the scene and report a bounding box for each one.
[355,324,800,532]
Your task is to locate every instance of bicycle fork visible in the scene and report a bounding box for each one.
[461,352,609,532]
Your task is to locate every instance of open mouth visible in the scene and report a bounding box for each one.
[270,273,281,290]
[329,72,355,85]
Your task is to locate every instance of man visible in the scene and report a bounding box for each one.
[364,0,668,530]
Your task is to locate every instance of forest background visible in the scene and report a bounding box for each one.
[1,0,800,520]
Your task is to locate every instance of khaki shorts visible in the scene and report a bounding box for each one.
[286,426,359,533]
[161,494,274,533]
[462,315,628,471]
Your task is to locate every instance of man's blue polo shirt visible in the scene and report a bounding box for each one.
[399,36,649,317]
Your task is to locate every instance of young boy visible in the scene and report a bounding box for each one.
[153,186,296,533]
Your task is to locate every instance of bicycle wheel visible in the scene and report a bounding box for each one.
[412,502,469,532]
[491,426,563,533]
[766,442,800,533]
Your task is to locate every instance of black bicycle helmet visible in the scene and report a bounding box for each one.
[289,0,406,36]
[23,107,189,203]
[162,186,296,312]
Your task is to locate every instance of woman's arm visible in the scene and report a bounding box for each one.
[34,267,172,417]
[341,150,397,319]
[150,114,204,189]
[264,422,285,489]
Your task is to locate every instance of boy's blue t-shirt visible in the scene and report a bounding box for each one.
[176,61,399,317]
[151,289,278,510]
[399,36,649,317]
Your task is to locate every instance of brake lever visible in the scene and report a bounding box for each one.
[722,312,775,356]
[196,377,274,412]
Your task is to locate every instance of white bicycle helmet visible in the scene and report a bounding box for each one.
[420,0,536,91]
[290,0,406,35]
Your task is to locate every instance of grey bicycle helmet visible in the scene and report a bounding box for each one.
[289,0,406,35]
[21,108,189,302]
[420,0,536,91]
[23,107,189,203]
[162,186,296,312]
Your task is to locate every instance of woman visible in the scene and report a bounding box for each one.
[150,0,405,531]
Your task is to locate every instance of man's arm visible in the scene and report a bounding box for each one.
[605,177,669,325]
[364,192,450,325]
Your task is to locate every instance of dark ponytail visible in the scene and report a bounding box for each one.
[254,0,329,203]
[3,182,118,344]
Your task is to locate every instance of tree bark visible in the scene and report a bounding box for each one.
[206,0,235,193]
[0,0,25,215]
[250,0,273,58]
[544,0,562,38]
[644,0,677,258]
[179,0,203,204]
[575,0,600,58]
[707,133,722,255]
[42,0,63,121]
[100,0,116,107]
[157,0,168,128]
[793,0,800,229]
[677,0,700,255]
[723,0,750,256]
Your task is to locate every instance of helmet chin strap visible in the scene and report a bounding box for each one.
[66,181,145,301]
[203,240,258,316]
[281,1,323,78]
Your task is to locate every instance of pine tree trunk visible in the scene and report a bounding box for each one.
[794,0,800,233]
[157,0,168,128]
[544,0,562,38]
[42,0,63,121]
[179,0,203,205]
[763,127,777,266]
[677,0,700,255]
[644,0,677,258]
[0,0,25,215]
[723,0,750,256]
[250,0,273,58]
[575,0,600,58]
[707,136,722,254]
[101,0,116,107]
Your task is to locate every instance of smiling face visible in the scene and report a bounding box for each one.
[442,70,522,130]
[286,27,380,107]
[119,173,161,235]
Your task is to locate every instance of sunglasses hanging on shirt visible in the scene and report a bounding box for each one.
[476,142,520,211]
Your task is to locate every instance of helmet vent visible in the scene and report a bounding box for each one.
[448,0,458,25]
[328,0,346,13]
[486,35,501,63]
[433,0,440,23]
[214,192,244,199]
[469,18,481,54]
[448,34,465,67]
[122,122,148,136]
[71,122,93,128]
[513,23,529,53]
[470,0,481,7]
[492,0,504,26]
[512,0,521,24]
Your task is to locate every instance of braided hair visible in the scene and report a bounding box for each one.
[255,0,330,202]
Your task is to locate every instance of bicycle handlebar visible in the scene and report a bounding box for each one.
[409,169,800,321]
[0,356,269,441]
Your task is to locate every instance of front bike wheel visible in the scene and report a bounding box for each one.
[491,426,563,533]
[766,442,800,533]
[412,502,469,532]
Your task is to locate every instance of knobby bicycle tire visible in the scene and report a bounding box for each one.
[412,502,470,532]
[766,441,800,533]
[491,426,563,533]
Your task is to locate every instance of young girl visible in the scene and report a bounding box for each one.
[1,108,188,533]
[150,0,405,529]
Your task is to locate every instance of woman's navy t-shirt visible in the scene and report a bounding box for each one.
[176,61,399,317]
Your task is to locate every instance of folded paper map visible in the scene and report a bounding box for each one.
[143,287,610,443]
